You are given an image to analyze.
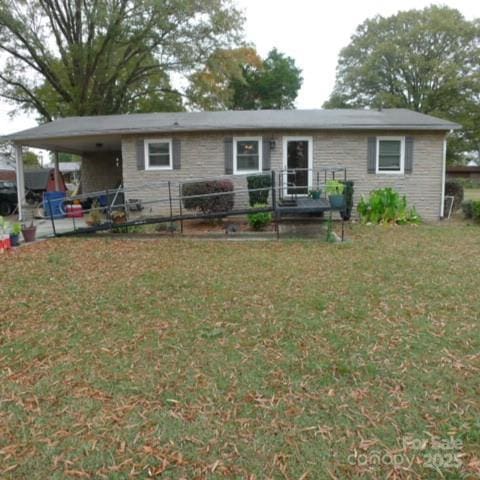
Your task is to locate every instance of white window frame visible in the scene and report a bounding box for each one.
[144,138,173,171]
[376,136,405,175]
[233,136,262,175]
[282,136,313,196]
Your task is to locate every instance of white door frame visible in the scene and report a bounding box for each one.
[282,136,313,196]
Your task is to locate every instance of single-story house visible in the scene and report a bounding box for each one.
[4,109,459,221]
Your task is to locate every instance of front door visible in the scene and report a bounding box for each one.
[284,137,312,195]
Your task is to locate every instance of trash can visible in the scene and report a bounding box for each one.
[43,191,66,219]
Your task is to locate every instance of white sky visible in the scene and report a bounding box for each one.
[0,0,478,139]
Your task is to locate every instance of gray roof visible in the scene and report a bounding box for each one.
[4,109,460,143]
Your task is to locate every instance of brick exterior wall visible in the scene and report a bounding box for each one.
[81,152,122,193]
[120,130,445,220]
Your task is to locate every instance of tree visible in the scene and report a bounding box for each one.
[0,0,243,121]
[189,48,302,110]
[23,150,41,168]
[324,6,480,162]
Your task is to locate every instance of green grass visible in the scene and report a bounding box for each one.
[464,187,480,201]
[1,225,480,479]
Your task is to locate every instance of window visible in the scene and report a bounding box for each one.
[234,137,262,174]
[145,139,172,170]
[376,137,404,174]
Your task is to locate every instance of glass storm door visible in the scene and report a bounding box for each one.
[286,139,311,195]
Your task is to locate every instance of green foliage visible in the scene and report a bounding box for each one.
[445,180,464,211]
[357,188,421,224]
[11,222,22,235]
[189,48,302,110]
[472,202,480,223]
[247,204,272,230]
[246,174,271,206]
[462,200,474,219]
[0,0,243,119]
[326,180,345,196]
[182,180,234,215]
[23,150,40,167]
[324,6,480,161]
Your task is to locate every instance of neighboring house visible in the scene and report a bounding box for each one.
[447,165,480,181]
[0,153,16,182]
[4,109,459,220]
[45,161,81,184]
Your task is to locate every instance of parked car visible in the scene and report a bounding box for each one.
[0,181,17,216]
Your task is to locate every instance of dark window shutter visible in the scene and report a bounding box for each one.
[224,137,233,174]
[367,137,376,174]
[262,139,271,171]
[405,136,414,174]
[172,139,181,170]
[136,139,145,170]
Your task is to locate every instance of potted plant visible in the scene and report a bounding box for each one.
[86,200,102,227]
[111,209,127,225]
[308,188,322,200]
[10,222,22,246]
[326,180,345,209]
[22,220,37,243]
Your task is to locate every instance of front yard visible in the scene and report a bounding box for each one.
[1,225,479,479]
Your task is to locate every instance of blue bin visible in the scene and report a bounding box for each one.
[43,191,66,219]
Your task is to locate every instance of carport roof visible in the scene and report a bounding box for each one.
[2,108,460,154]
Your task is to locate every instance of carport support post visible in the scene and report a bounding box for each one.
[54,151,61,191]
[14,144,26,221]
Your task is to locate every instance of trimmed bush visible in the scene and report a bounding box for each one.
[357,187,421,224]
[340,180,354,221]
[445,180,464,211]
[182,180,234,215]
[247,204,272,230]
[462,200,474,219]
[471,200,480,223]
[247,174,272,206]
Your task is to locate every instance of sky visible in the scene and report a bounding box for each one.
[0,0,479,140]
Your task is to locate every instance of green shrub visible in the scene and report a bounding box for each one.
[445,180,464,211]
[462,200,474,219]
[357,188,421,225]
[247,204,272,230]
[326,179,345,195]
[340,180,354,221]
[471,201,480,223]
[247,174,271,206]
[182,180,234,215]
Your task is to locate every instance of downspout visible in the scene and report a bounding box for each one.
[440,132,448,219]
[14,144,26,222]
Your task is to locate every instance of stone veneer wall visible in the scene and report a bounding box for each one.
[80,151,122,193]
[120,130,446,220]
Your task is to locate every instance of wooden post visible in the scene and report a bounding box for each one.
[14,144,26,221]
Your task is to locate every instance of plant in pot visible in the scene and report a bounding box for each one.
[308,188,322,200]
[326,180,345,209]
[22,220,37,243]
[86,200,103,226]
[10,222,22,246]
[111,209,127,225]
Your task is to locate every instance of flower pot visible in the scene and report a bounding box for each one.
[10,233,20,247]
[310,190,321,200]
[329,194,345,209]
[22,225,37,243]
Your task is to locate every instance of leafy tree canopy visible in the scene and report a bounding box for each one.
[323,6,480,163]
[0,0,243,121]
[189,47,302,110]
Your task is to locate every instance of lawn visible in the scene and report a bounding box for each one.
[1,225,479,479]
[464,188,480,201]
